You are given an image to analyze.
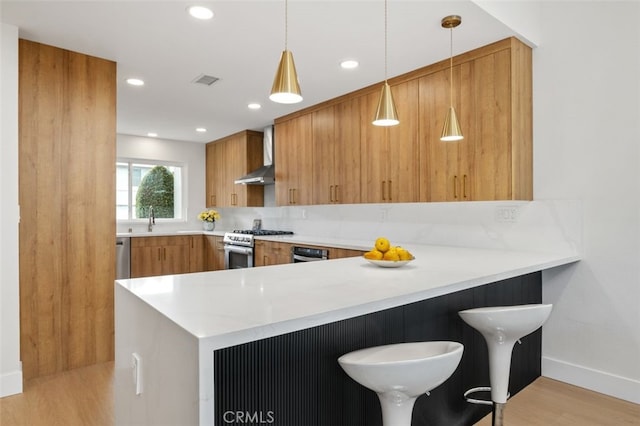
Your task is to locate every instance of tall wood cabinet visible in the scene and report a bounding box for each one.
[312,98,362,204]
[275,114,314,205]
[205,130,264,207]
[361,79,420,203]
[18,40,116,379]
[419,39,532,201]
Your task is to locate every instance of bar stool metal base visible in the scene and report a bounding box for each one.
[492,402,506,426]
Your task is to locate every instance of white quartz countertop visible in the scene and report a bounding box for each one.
[116,243,580,350]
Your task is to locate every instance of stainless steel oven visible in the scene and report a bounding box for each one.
[223,230,294,269]
[291,246,329,263]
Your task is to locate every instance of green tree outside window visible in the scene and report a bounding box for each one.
[135,166,175,218]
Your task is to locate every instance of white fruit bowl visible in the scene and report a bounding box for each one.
[365,257,415,268]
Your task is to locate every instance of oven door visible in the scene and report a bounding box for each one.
[224,244,254,269]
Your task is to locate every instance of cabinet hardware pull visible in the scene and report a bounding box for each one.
[381,181,386,201]
[330,185,334,203]
[163,247,166,261]
[388,181,392,201]
[335,185,339,202]
[292,188,296,204]
[158,248,161,261]
[453,175,458,199]
[463,174,468,199]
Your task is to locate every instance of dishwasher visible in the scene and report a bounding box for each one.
[291,246,329,263]
[116,237,131,279]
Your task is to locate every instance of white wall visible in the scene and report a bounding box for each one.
[0,23,22,397]
[116,134,207,233]
[532,2,640,402]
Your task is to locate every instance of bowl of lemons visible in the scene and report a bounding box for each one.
[363,237,415,268]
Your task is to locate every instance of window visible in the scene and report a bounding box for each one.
[116,160,184,221]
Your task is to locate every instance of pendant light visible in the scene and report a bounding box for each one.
[270,0,302,104]
[440,15,463,141]
[372,0,399,126]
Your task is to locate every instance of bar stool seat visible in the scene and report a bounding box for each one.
[338,341,463,426]
[459,304,552,425]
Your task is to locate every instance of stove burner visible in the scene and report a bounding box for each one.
[232,229,294,236]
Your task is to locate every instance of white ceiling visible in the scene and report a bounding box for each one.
[2,1,517,143]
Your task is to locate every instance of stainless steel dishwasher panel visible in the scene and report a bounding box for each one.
[116,237,131,279]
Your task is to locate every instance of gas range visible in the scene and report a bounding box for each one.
[223,230,294,248]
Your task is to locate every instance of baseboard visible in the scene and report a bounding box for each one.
[543,356,640,404]
[0,369,23,398]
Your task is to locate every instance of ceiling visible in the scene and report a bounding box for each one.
[2,1,517,143]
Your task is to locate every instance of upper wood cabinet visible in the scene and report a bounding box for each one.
[274,37,532,205]
[312,98,362,204]
[361,79,420,203]
[275,115,314,205]
[419,38,532,201]
[205,130,264,208]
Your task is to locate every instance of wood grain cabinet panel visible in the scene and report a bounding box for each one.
[18,40,116,379]
[205,130,264,208]
[131,236,191,278]
[204,235,225,271]
[255,241,293,266]
[275,115,314,206]
[419,39,532,201]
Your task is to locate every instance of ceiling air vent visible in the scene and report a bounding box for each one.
[192,74,220,86]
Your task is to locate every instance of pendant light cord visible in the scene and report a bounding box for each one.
[449,27,453,107]
[384,0,388,82]
[284,0,288,51]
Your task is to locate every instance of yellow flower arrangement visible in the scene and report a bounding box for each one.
[198,209,220,222]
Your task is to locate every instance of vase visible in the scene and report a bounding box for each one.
[203,221,215,232]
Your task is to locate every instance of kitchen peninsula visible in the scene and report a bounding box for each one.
[115,242,579,426]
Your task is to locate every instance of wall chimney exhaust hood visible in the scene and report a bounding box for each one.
[235,126,275,185]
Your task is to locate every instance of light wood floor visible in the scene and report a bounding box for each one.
[1,362,638,425]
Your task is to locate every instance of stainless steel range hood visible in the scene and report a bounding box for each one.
[235,126,275,185]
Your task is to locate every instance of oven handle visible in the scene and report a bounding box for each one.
[292,254,326,262]
[224,245,253,255]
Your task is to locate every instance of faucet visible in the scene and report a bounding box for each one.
[148,206,155,232]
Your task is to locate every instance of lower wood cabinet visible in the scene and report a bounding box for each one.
[204,235,225,271]
[189,235,205,272]
[331,247,366,259]
[131,236,191,278]
[255,240,293,267]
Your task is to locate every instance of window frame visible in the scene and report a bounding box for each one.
[116,157,187,224]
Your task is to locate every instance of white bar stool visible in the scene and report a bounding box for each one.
[458,304,552,426]
[338,341,463,426]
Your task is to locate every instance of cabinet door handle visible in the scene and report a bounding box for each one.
[463,174,468,199]
[329,185,334,202]
[381,181,386,201]
[157,247,162,261]
[453,175,458,199]
[335,185,339,203]
[210,195,215,206]
[388,181,392,201]
[163,247,167,261]
[292,188,296,204]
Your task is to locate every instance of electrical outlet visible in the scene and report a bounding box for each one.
[495,206,519,223]
[132,353,143,395]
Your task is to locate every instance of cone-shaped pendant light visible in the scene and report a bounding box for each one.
[372,0,399,126]
[440,15,463,141]
[270,0,302,104]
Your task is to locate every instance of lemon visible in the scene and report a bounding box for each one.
[364,250,383,260]
[375,237,391,253]
[396,247,413,261]
[383,248,400,261]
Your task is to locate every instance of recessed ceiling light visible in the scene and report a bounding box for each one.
[147,132,158,137]
[126,78,145,86]
[248,103,261,110]
[340,60,359,69]
[196,127,207,133]
[188,6,214,20]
